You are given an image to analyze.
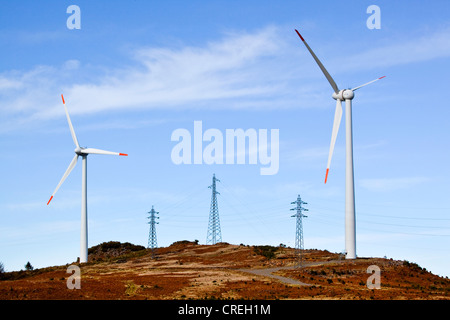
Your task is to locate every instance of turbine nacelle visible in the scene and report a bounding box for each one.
[332,89,354,101]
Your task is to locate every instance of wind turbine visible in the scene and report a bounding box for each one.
[295,29,385,259]
[47,94,128,263]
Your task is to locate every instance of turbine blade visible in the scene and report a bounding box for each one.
[47,154,79,205]
[295,29,339,94]
[325,99,343,184]
[80,148,128,156]
[351,76,386,91]
[61,94,80,148]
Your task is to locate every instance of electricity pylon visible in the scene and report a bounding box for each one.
[147,205,159,258]
[206,174,222,245]
[291,195,308,267]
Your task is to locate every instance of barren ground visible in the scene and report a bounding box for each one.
[1,241,449,300]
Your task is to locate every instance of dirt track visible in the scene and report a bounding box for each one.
[238,260,347,286]
[239,266,311,286]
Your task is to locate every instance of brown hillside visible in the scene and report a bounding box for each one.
[0,241,448,300]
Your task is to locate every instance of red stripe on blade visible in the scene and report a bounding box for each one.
[61,94,65,104]
[379,76,386,79]
[295,29,305,41]
[119,153,128,156]
[325,168,329,184]
[47,196,53,205]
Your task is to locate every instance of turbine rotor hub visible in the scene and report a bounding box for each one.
[75,147,83,155]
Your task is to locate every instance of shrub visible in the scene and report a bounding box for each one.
[170,240,193,246]
[88,241,145,254]
[403,260,422,271]
[253,245,278,260]
[0,262,5,280]
[25,261,34,271]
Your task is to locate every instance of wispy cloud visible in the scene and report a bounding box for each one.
[0,220,79,244]
[285,146,330,162]
[2,26,450,132]
[0,26,286,126]
[337,27,450,73]
[356,140,388,151]
[359,177,430,192]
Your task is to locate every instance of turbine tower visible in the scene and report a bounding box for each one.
[147,205,159,259]
[47,94,127,263]
[295,29,385,259]
[206,174,222,245]
[290,195,308,267]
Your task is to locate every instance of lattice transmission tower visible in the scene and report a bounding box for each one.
[206,174,222,245]
[147,205,159,258]
[290,194,309,267]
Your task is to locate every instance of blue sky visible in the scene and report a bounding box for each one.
[1,0,449,278]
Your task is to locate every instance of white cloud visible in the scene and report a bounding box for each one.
[359,177,430,192]
[285,146,330,162]
[0,220,79,244]
[0,77,23,91]
[356,140,388,151]
[63,59,81,70]
[337,27,450,72]
[0,26,286,125]
[2,26,450,132]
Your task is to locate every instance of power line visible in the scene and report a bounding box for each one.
[311,202,450,221]
[359,212,450,221]
[310,214,450,237]
[312,208,450,229]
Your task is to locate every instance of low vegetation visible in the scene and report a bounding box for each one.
[253,245,279,260]
[88,241,145,254]
[87,241,146,263]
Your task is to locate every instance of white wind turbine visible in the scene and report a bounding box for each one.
[47,94,128,263]
[295,29,385,259]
